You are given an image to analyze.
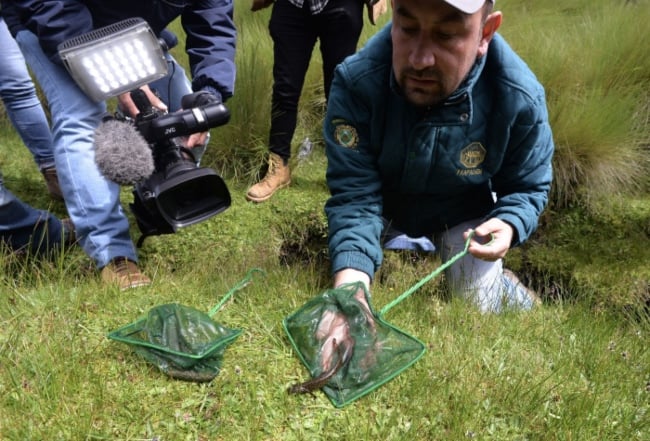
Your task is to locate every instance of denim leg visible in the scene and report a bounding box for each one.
[16,30,137,268]
[149,53,193,112]
[0,174,64,253]
[268,0,319,160]
[0,19,54,170]
[436,219,535,313]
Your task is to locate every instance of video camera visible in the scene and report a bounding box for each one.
[57,17,232,246]
[128,89,232,246]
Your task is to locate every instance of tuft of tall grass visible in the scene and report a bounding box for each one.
[501,1,650,210]
[212,7,276,181]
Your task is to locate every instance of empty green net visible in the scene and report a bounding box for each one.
[108,269,261,382]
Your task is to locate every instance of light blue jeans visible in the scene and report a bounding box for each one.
[0,19,54,170]
[149,52,193,112]
[16,29,201,268]
[16,29,133,268]
[435,219,536,313]
[383,218,536,313]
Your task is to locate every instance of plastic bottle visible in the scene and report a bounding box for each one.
[297,137,314,162]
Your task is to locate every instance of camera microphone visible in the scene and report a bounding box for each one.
[93,89,232,245]
[94,116,155,185]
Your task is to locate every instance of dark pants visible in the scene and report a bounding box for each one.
[268,0,364,160]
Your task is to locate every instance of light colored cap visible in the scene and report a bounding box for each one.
[444,0,493,14]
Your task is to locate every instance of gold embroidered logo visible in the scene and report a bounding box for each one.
[460,142,486,169]
[334,123,359,149]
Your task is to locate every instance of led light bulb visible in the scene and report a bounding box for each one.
[58,18,168,102]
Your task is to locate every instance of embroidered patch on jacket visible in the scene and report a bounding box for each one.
[333,121,359,149]
[457,142,486,176]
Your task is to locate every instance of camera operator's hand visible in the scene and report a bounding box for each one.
[178,90,221,149]
[118,85,167,119]
[183,132,209,149]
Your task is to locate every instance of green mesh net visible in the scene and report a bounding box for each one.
[284,232,477,407]
[284,282,426,407]
[108,269,261,382]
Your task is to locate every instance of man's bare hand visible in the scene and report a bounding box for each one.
[182,132,209,149]
[465,218,514,261]
[315,285,375,370]
[118,86,209,150]
[315,309,351,371]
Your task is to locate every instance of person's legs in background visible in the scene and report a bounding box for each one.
[268,0,317,164]
[247,0,364,203]
[0,18,61,199]
[246,0,317,203]
[0,172,74,255]
[316,0,364,100]
[16,29,149,290]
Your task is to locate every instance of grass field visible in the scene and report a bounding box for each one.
[1,0,648,439]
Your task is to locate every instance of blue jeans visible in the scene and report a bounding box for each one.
[149,52,193,112]
[0,19,54,170]
[16,29,200,268]
[16,29,136,268]
[0,173,65,253]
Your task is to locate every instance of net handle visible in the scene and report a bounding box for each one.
[379,230,484,316]
[208,268,264,316]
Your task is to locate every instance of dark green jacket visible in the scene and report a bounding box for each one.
[325,25,554,280]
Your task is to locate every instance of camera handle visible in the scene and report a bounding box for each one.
[129,88,230,144]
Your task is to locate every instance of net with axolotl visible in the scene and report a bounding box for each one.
[283,232,480,407]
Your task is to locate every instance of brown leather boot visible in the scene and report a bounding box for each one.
[101,257,151,290]
[41,167,63,200]
[245,153,291,203]
[60,218,76,246]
